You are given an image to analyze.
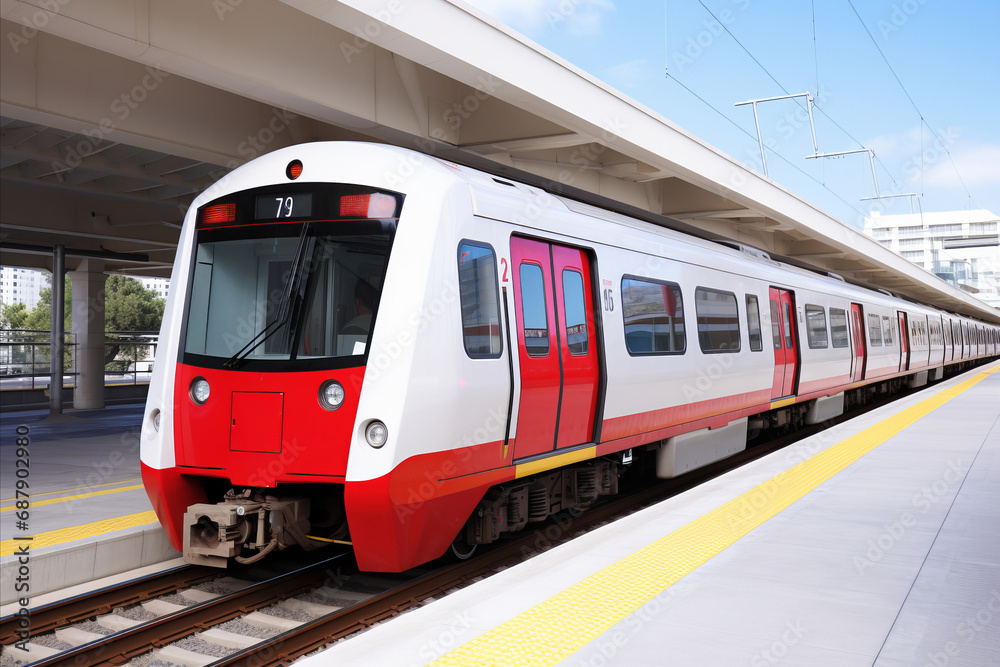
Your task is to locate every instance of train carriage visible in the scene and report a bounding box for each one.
[141,142,1000,573]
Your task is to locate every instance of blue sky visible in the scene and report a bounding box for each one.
[464,0,1000,228]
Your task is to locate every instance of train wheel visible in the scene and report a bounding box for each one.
[448,534,478,561]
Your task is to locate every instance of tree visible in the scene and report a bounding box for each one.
[0,302,28,329]
[103,276,166,368]
[23,275,72,332]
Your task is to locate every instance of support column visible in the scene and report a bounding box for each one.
[50,245,65,415]
[69,259,106,410]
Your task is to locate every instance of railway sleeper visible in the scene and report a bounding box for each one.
[462,460,619,547]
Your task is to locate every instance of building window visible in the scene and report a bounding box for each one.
[621,276,685,355]
[929,224,962,236]
[969,222,997,234]
[695,288,740,353]
[901,251,924,259]
[458,242,502,358]
[746,295,762,351]
[898,238,924,249]
[868,313,883,347]
[830,308,849,348]
[805,305,828,349]
[872,228,891,240]
[898,225,926,238]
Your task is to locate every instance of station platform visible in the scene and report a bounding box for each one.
[0,405,177,607]
[304,361,1000,666]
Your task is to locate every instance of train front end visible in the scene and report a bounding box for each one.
[140,145,406,567]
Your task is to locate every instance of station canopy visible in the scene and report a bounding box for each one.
[2,0,996,322]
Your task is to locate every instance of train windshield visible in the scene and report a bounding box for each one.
[182,221,391,369]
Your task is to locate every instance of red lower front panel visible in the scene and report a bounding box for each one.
[141,462,209,552]
[173,363,365,485]
[345,441,514,572]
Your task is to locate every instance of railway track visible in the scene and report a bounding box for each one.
[0,381,938,667]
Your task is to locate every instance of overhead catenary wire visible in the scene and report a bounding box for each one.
[844,0,980,210]
[695,0,910,199]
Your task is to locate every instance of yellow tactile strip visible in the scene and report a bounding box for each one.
[0,477,142,504]
[432,365,998,666]
[1,484,145,513]
[1,511,158,556]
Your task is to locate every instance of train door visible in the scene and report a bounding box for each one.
[897,311,909,372]
[850,303,866,382]
[768,287,798,398]
[511,237,600,459]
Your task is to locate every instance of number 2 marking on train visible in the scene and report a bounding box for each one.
[500,258,509,282]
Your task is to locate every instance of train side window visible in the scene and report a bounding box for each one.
[458,241,502,359]
[805,305,828,349]
[882,315,894,345]
[520,263,549,357]
[829,308,850,348]
[868,313,883,347]
[621,276,685,355]
[695,287,740,353]
[562,269,589,356]
[745,295,762,351]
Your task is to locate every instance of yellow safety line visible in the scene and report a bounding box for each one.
[0,477,142,503]
[1,510,158,556]
[433,365,998,666]
[0,485,145,513]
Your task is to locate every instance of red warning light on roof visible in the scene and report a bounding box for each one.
[287,160,303,180]
[202,202,236,224]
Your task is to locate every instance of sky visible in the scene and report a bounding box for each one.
[463,0,1000,229]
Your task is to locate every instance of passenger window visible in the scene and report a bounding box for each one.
[520,263,549,357]
[621,276,685,355]
[829,308,849,348]
[868,313,883,347]
[458,242,502,358]
[696,288,740,353]
[882,316,893,345]
[805,305,828,349]
[562,270,589,356]
[746,295,762,351]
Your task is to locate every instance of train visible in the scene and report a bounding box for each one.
[140,142,1000,572]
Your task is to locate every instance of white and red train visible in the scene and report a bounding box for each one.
[140,142,999,572]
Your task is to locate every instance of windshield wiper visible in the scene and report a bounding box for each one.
[223,225,313,369]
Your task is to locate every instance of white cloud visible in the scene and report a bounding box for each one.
[923,143,1000,190]
[601,58,649,89]
[465,0,616,37]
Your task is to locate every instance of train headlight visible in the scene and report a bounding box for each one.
[190,378,211,405]
[319,380,345,411]
[152,410,161,432]
[365,420,388,448]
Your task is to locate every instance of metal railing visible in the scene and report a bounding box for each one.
[0,329,158,389]
[0,329,77,389]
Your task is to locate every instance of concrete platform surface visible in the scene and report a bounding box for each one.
[0,405,177,605]
[299,362,1000,666]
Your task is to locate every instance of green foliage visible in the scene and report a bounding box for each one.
[22,275,72,332]
[0,302,28,329]
[104,275,166,332]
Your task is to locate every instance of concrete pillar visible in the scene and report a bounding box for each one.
[69,259,106,410]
